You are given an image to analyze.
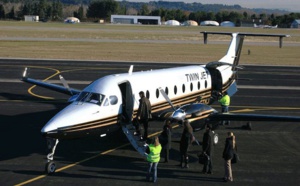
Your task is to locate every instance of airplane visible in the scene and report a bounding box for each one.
[254,23,278,29]
[21,31,300,174]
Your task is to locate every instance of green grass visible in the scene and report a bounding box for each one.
[0,21,299,65]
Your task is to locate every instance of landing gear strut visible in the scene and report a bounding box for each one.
[45,138,59,174]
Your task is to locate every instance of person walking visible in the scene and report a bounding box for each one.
[222,132,236,182]
[218,91,230,125]
[136,91,152,141]
[146,136,162,183]
[179,120,194,168]
[160,119,172,163]
[202,124,214,174]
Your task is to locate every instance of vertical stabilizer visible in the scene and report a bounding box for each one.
[218,33,244,68]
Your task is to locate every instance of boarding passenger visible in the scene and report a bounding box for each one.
[218,91,230,125]
[222,132,236,182]
[201,124,214,174]
[136,91,152,141]
[159,119,172,163]
[179,120,194,168]
[146,136,162,183]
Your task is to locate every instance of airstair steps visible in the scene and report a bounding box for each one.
[121,122,148,157]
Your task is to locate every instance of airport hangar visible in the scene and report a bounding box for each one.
[111,15,161,25]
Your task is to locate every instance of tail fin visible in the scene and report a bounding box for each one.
[201,32,290,69]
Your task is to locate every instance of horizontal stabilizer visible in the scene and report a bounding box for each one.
[201,31,290,48]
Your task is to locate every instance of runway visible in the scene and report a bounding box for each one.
[0,59,300,186]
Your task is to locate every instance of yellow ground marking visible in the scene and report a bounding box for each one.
[25,66,61,100]
[14,123,180,186]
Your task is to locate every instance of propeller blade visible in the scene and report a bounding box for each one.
[159,87,176,111]
[59,75,73,95]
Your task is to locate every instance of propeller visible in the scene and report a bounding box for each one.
[59,75,73,96]
[158,87,217,121]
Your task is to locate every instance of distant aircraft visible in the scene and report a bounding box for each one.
[254,23,278,29]
[22,31,299,174]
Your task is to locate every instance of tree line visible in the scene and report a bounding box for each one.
[0,0,299,27]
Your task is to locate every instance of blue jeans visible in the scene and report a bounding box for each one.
[221,106,230,125]
[147,162,158,182]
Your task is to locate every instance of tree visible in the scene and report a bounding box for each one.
[7,6,15,19]
[0,4,5,19]
[77,5,84,20]
[87,0,119,19]
[139,4,149,15]
[243,11,248,20]
[50,0,63,20]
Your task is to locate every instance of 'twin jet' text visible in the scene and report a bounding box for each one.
[185,72,207,82]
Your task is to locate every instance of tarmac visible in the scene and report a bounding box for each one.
[0,59,300,186]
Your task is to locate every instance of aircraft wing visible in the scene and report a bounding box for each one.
[22,77,81,96]
[208,113,300,122]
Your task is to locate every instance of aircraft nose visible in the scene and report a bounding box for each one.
[41,103,101,135]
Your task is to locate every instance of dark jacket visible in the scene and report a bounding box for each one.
[180,128,193,153]
[160,124,172,149]
[202,130,213,156]
[137,96,151,120]
[223,136,234,160]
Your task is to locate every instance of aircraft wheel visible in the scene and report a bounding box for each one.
[45,161,56,174]
[213,133,219,145]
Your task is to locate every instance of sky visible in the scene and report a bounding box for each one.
[122,0,300,12]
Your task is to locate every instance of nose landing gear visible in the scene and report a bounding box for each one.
[45,138,59,174]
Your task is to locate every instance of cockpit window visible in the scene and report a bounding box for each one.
[76,91,105,106]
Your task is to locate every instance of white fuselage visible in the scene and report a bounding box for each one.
[41,64,234,139]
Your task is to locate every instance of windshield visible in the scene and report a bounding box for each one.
[76,91,105,106]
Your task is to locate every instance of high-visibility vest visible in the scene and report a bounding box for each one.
[219,95,230,106]
[147,144,162,163]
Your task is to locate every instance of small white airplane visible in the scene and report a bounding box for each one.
[22,31,299,174]
[254,23,278,29]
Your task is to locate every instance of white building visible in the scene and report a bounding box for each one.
[200,20,219,26]
[164,20,180,26]
[64,17,80,23]
[220,21,235,27]
[24,15,39,22]
[111,15,161,25]
[291,19,300,28]
[182,20,198,26]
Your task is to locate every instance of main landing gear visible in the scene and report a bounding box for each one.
[45,138,59,174]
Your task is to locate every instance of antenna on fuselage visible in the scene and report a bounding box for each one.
[128,65,133,75]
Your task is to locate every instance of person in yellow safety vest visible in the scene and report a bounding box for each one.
[218,91,230,125]
[145,136,162,183]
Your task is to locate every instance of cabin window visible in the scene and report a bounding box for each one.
[165,87,169,95]
[109,95,118,105]
[190,82,193,91]
[205,80,207,88]
[174,85,177,95]
[198,81,200,90]
[146,90,150,99]
[182,84,186,93]
[156,89,159,98]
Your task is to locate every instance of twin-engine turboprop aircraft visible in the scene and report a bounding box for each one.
[21,31,300,174]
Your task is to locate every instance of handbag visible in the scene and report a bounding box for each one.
[231,152,239,164]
